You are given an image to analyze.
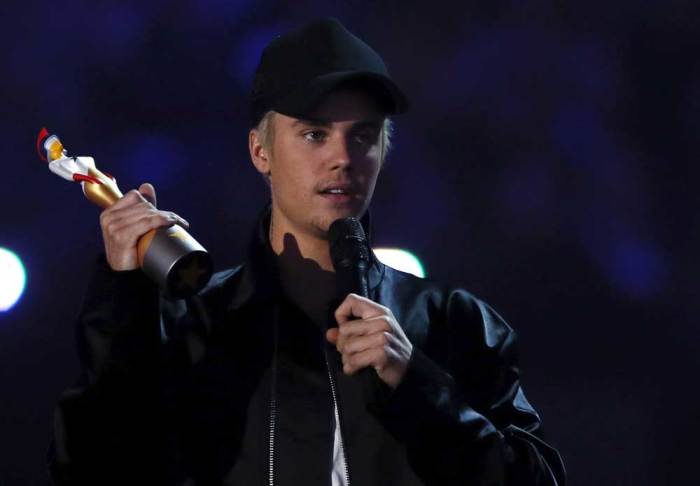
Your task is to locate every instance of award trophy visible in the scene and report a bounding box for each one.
[36,128,213,298]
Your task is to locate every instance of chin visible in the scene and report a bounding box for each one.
[315,207,367,237]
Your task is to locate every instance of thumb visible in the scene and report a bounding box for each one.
[139,182,157,207]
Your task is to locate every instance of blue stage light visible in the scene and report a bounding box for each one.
[606,239,666,299]
[120,134,187,186]
[0,247,26,312]
[227,24,285,85]
[374,248,426,278]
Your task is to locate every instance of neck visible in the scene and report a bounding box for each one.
[268,210,336,326]
[270,229,334,273]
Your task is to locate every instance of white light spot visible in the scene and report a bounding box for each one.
[0,247,26,312]
[374,248,426,278]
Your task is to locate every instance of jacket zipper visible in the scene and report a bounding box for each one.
[267,309,350,486]
[268,308,279,486]
[325,351,351,486]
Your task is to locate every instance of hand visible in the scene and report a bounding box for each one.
[99,183,189,271]
[326,293,413,390]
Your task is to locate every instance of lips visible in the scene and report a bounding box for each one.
[318,181,357,204]
[318,182,355,196]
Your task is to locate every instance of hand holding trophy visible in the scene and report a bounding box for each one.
[37,128,213,298]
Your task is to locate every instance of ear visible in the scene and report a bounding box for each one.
[249,129,271,176]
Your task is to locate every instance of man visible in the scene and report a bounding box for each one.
[50,18,565,486]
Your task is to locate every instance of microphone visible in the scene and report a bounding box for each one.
[329,217,380,401]
[328,217,371,300]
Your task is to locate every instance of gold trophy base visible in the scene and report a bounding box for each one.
[82,170,212,298]
[141,225,213,299]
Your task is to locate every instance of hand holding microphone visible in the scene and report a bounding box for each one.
[325,218,413,390]
[327,293,412,390]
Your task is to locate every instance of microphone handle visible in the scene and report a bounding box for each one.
[335,261,381,404]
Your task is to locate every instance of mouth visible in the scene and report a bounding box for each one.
[318,183,357,204]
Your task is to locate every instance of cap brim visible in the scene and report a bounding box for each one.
[272,71,409,120]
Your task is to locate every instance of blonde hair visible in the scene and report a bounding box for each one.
[255,110,394,164]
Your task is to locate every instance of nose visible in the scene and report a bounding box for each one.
[327,133,353,171]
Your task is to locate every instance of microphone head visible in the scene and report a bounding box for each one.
[329,217,370,270]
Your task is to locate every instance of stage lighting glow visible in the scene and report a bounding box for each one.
[0,247,26,312]
[374,248,425,278]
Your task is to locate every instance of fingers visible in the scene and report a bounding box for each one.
[326,327,339,344]
[101,202,189,245]
[334,293,391,324]
[325,315,395,375]
[138,182,156,206]
[328,297,413,388]
[341,330,398,355]
[99,184,188,271]
[341,345,398,375]
[105,202,188,231]
[106,211,184,246]
[107,187,151,212]
[334,329,399,374]
[328,314,392,352]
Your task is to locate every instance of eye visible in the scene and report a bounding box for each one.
[303,129,327,143]
[353,128,380,146]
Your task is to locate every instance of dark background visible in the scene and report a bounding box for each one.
[1,1,698,484]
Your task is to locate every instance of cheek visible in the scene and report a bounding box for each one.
[365,173,379,202]
[271,163,314,204]
[358,143,382,173]
[359,155,382,184]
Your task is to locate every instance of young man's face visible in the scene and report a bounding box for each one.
[259,88,385,240]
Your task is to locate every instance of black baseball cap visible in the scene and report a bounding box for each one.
[249,18,408,126]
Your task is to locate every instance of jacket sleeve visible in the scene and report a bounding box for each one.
[374,289,566,486]
[48,254,180,485]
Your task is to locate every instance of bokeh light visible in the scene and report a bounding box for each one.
[374,248,425,278]
[0,247,26,312]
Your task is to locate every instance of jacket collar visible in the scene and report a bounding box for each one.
[226,204,385,312]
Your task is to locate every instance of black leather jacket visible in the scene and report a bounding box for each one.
[50,209,565,485]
